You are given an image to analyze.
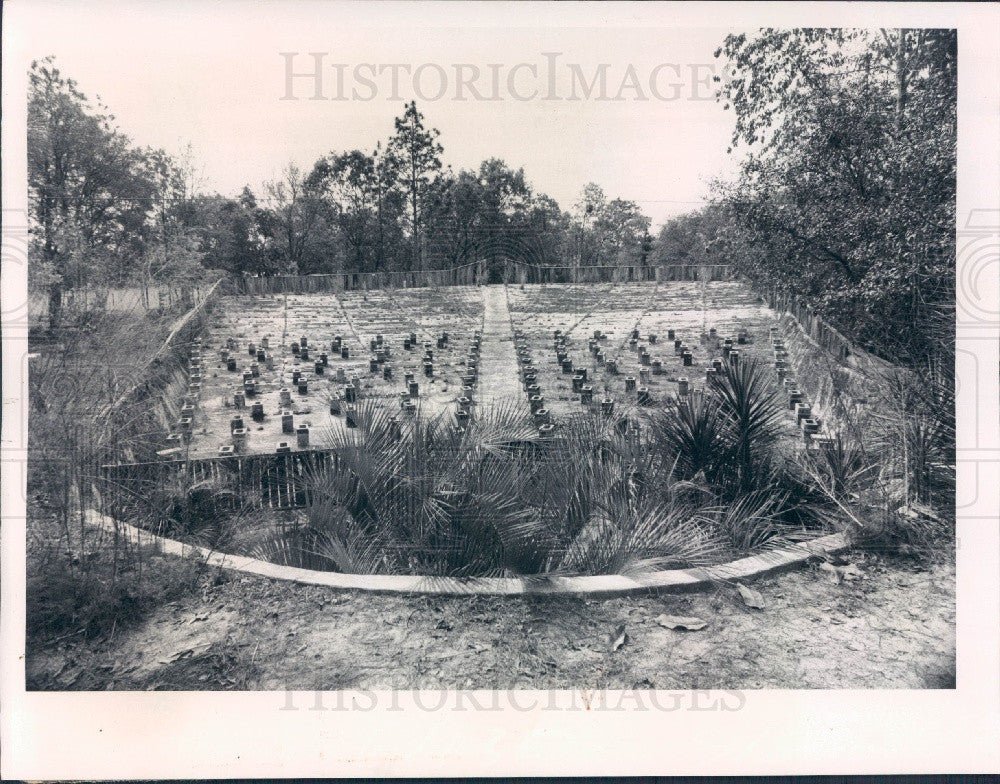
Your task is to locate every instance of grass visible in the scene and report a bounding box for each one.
[26,300,213,647]
[26,508,204,644]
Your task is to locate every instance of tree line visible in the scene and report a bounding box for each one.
[28,57,653,327]
[28,27,956,372]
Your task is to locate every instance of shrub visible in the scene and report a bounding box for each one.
[27,539,202,642]
[249,402,730,577]
[648,390,727,484]
[649,357,785,498]
[712,356,785,494]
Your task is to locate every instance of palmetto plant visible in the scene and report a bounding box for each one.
[252,402,730,577]
[301,399,547,576]
[712,356,785,494]
[804,432,874,499]
[243,358,834,576]
[648,390,727,484]
[533,412,724,574]
[650,357,784,499]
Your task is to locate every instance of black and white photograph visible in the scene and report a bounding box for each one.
[2,0,998,778]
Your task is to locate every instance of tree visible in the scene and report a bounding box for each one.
[140,149,208,287]
[387,101,443,271]
[593,197,652,266]
[187,188,276,277]
[713,28,956,365]
[262,163,341,274]
[307,146,406,273]
[423,159,548,276]
[574,183,606,266]
[650,206,729,267]
[28,57,160,326]
[572,184,652,267]
[525,193,573,267]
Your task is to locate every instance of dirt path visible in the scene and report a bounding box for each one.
[26,550,955,691]
[477,285,530,414]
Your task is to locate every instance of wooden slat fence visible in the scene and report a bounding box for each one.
[100,448,344,514]
[29,283,215,325]
[235,262,486,295]
[234,262,735,294]
[763,287,892,368]
[505,262,734,285]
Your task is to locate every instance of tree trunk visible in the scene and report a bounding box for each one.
[48,281,63,333]
[411,185,420,272]
[895,30,907,131]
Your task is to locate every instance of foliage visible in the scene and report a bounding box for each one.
[29,58,663,294]
[27,58,216,328]
[712,356,785,493]
[26,532,202,642]
[243,391,847,577]
[710,29,956,368]
[387,101,445,270]
[649,390,728,484]
[649,357,784,497]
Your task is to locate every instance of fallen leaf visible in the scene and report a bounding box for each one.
[736,583,765,610]
[655,614,707,631]
[610,623,628,651]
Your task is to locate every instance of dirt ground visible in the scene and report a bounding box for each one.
[26,549,955,691]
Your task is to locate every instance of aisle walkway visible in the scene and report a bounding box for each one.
[477,285,530,415]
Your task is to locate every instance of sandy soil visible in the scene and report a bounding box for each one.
[176,280,803,457]
[182,287,485,457]
[26,549,954,691]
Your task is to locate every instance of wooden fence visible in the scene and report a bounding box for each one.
[99,448,343,515]
[233,262,735,295]
[763,287,888,367]
[504,262,734,285]
[234,262,486,295]
[29,283,215,325]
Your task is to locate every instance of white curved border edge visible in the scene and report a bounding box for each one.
[88,509,850,597]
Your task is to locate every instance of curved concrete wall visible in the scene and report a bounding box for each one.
[88,509,849,597]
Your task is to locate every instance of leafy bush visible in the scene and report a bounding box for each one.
[649,357,784,497]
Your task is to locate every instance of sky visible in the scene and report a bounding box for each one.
[12,2,747,228]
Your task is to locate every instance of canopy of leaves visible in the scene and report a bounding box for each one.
[709,29,956,367]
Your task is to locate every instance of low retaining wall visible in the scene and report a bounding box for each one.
[766,294,899,433]
[101,279,223,460]
[89,508,849,597]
